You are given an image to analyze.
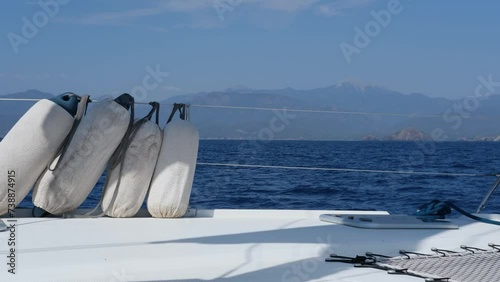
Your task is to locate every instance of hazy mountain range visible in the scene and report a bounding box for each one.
[1,83,500,140]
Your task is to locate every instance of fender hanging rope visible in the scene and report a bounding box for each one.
[167,103,187,123]
[48,94,90,171]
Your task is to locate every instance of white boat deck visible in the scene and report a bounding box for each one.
[1,209,499,282]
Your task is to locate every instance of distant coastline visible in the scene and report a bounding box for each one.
[3,87,500,141]
[199,128,500,142]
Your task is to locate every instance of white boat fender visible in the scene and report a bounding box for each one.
[0,93,83,216]
[148,104,200,218]
[100,102,162,218]
[33,94,134,215]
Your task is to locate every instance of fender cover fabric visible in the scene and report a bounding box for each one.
[33,98,130,215]
[148,120,199,218]
[102,120,162,218]
[0,97,76,215]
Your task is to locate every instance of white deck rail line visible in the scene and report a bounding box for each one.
[2,97,499,177]
[197,162,495,177]
[1,97,497,119]
[190,104,455,118]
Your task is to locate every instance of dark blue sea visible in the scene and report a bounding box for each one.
[20,141,500,215]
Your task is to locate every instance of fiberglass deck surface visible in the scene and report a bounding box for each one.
[1,209,499,282]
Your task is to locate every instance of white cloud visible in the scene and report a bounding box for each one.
[12,74,32,80]
[163,85,181,92]
[59,7,163,25]
[57,1,214,26]
[318,0,375,16]
[149,26,169,32]
[256,0,319,12]
[6,73,69,80]
[161,0,213,12]
[161,0,318,13]
[57,0,373,28]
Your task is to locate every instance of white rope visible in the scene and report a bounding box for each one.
[197,162,493,177]
[0,98,42,102]
[2,98,496,119]
[189,104,493,119]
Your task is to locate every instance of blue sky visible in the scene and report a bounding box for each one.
[1,0,499,100]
